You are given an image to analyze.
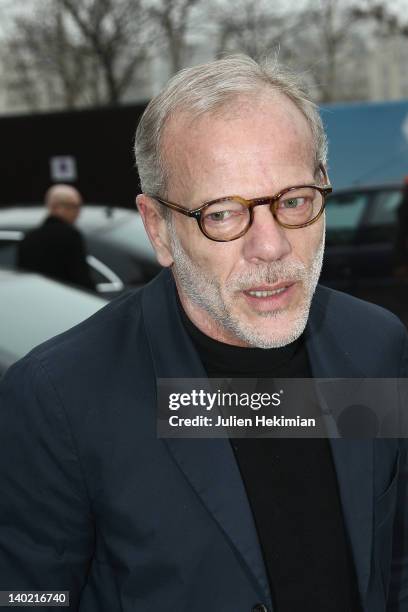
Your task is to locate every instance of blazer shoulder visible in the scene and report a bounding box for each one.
[314,284,406,333]
[312,285,408,374]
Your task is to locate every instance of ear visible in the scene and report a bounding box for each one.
[136,194,174,267]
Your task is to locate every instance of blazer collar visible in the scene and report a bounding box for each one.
[142,270,372,606]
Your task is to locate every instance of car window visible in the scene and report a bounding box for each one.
[86,255,124,293]
[325,193,368,246]
[369,190,403,224]
[0,239,18,266]
[87,260,113,286]
[100,218,155,258]
[87,263,118,289]
[87,219,159,285]
[360,189,402,244]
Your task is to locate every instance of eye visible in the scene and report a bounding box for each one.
[206,210,234,222]
[280,197,307,209]
[203,200,247,224]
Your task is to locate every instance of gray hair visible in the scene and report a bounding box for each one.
[134,54,328,200]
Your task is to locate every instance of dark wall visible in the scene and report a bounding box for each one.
[0,103,147,208]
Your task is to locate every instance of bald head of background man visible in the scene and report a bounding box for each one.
[45,184,83,225]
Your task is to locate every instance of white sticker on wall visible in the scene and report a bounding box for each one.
[50,156,77,182]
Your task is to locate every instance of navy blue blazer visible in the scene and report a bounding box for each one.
[0,269,407,611]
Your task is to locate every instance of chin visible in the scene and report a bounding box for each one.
[226,308,309,349]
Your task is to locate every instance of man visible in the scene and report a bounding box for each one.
[17,184,95,290]
[0,56,407,611]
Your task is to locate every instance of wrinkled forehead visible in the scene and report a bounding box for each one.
[163,90,312,143]
[161,92,316,199]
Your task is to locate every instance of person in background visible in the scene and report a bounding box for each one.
[17,184,95,290]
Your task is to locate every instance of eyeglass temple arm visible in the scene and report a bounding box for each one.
[319,163,332,188]
[152,197,198,217]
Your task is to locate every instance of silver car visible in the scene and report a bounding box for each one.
[0,268,108,375]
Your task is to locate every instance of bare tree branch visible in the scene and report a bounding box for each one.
[60,0,149,104]
[210,0,296,60]
[148,0,202,73]
[3,0,149,109]
[4,1,92,109]
[284,0,378,102]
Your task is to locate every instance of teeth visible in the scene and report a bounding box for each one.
[248,288,286,297]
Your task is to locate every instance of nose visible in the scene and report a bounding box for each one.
[241,204,292,263]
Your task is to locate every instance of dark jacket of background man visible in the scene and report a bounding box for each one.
[17,184,95,291]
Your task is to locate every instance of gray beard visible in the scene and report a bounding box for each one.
[169,223,325,348]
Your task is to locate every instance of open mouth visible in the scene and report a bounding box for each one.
[246,287,288,298]
[242,282,297,309]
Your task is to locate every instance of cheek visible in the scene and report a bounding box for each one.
[174,215,241,275]
[291,223,324,263]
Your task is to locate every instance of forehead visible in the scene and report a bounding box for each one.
[162,92,315,201]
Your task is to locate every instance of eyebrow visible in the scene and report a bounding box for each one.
[204,180,321,202]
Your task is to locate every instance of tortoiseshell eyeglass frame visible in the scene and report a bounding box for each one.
[149,164,332,242]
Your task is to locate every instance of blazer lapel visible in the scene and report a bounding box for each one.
[142,270,272,607]
[305,287,373,602]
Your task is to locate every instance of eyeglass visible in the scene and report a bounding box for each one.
[150,164,332,242]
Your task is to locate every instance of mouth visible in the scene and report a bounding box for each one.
[241,281,298,310]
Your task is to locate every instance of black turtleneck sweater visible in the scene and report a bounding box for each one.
[178,301,362,612]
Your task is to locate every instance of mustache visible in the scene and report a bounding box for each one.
[228,261,307,290]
